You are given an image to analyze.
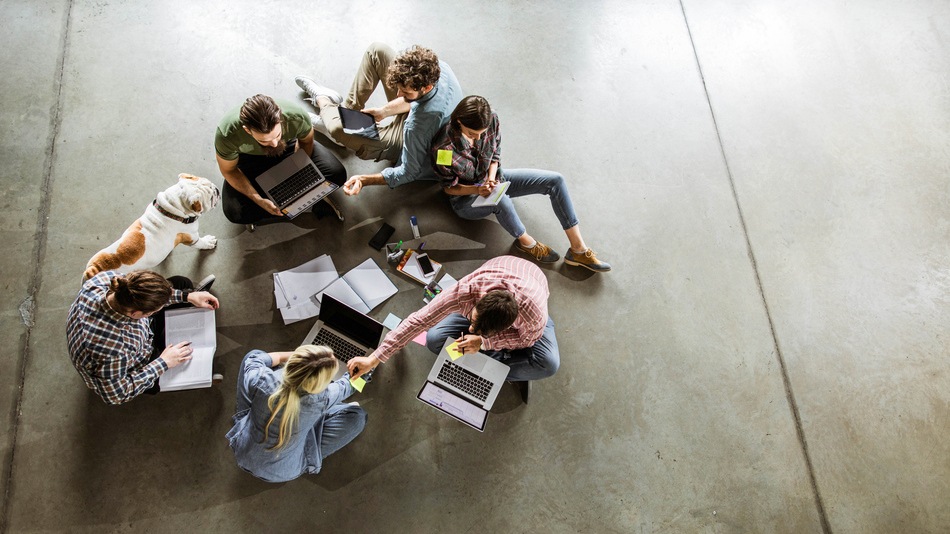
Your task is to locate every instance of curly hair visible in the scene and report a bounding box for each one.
[387,45,441,91]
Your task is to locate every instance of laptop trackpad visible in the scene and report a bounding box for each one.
[458,354,487,373]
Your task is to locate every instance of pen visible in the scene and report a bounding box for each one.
[419,242,426,250]
[397,240,403,250]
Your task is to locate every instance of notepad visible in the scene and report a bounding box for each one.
[472,181,511,207]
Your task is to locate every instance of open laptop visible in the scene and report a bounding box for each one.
[416,338,510,432]
[256,149,338,219]
[301,294,385,379]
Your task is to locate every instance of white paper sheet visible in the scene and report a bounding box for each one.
[159,308,216,391]
[342,258,398,311]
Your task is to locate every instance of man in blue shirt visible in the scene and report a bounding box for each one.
[295,43,462,194]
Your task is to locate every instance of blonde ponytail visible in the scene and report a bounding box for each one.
[263,345,338,451]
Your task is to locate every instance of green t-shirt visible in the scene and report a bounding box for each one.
[214,99,312,160]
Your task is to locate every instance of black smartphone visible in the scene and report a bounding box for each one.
[417,253,435,276]
[368,223,395,250]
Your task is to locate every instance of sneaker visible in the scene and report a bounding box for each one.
[516,240,560,263]
[564,248,612,272]
[295,76,342,107]
[307,112,344,148]
[195,274,216,292]
[313,195,344,221]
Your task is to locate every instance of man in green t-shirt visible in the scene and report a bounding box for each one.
[214,94,348,226]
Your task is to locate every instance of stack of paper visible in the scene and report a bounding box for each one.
[274,255,398,324]
[274,255,339,324]
[159,308,216,391]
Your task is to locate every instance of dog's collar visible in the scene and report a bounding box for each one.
[152,199,197,224]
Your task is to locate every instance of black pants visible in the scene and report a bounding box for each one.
[144,276,194,395]
[221,141,348,224]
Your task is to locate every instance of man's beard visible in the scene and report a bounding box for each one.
[262,139,288,157]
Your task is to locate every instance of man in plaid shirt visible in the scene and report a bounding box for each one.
[67,270,219,405]
[347,256,558,401]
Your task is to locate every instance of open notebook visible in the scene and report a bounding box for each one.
[159,307,216,391]
[274,255,397,324]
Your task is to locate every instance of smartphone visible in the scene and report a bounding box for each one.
[417,253,435,276]
[368,223,395,250]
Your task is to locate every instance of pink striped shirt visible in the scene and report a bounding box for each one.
[373,256,549,362]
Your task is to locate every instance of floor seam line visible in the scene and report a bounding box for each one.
[0,1,74,531]
[677,1,832,532]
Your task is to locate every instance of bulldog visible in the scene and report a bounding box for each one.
[83,173,221,280]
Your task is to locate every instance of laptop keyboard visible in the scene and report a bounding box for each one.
[310,329,365,363]
[268,165,323,207]
[438,360,492,402]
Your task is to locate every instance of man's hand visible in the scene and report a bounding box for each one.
[343,175,364,196]
[160,341,194,368]
[361,107,386,123]
[347,355,380,380]
[455,334,483,355]
[254,196,283,216]
[187,291,219,310]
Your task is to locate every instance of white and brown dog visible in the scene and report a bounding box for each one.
[83,173,221,280]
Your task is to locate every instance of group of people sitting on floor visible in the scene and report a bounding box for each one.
[67,43,610,483]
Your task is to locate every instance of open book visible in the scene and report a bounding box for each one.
[274,255,397,324]
[159,307,216,391]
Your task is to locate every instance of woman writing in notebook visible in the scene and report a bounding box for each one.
[430,95,611,272]
[226,345,366,483]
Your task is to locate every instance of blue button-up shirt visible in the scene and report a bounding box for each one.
[381,60,462,187]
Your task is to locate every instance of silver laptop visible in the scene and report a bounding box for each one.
[416,338,510,431]
[256,149,338,219]
[301,294,384,379]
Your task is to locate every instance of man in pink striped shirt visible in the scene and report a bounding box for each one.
[347,256,559,399]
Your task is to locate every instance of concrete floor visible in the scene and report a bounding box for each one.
[1,0,948,532]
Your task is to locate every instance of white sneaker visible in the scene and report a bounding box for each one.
[295,76,342,107]
[308,112,344,148]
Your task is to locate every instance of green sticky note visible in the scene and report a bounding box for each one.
[436,149,453,166]
[350,376,366,392]
[447,341,463,360]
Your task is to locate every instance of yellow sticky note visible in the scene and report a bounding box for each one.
[350,376,366,392]
[436,149,453,166]
[446,341,464,360]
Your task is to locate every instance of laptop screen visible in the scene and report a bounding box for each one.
[417,381,488,431]
[319,294,384,348]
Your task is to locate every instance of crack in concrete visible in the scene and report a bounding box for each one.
[677,1,832,532]
[0,2,74,531]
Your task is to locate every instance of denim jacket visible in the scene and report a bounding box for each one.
[226,350,355,483]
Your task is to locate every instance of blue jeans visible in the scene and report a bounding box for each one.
[319,403,367,459]
[425,314,560,381]
[448,169,579,239]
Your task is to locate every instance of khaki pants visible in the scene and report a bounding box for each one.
[319,42,406,163]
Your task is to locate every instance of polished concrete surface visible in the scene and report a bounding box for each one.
[1,1,948,532]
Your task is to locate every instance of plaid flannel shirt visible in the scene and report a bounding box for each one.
[431,111,502,188]
[66,271,187,405]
